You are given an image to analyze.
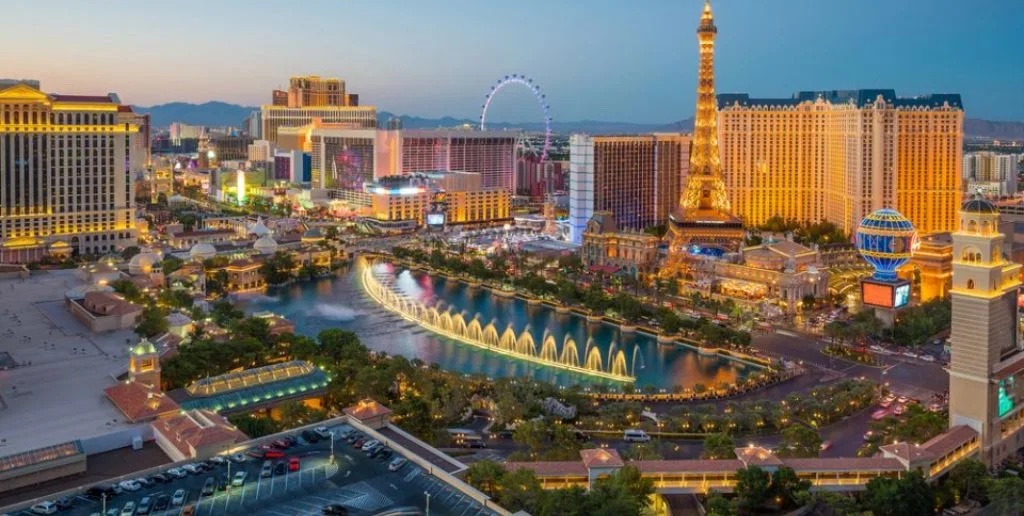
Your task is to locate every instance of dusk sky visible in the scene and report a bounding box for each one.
[6,0,1023,122]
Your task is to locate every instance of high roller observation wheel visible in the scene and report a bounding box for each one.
[480,74,552,161]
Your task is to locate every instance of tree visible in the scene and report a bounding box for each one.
[179,214,198,232]
[778,425,823,458]
[988,476,1024,516]
[210,300,244,326]
[161,255,184,275]
[703,433,736,459]
[135,306,168,338]
[734,466,771,513]
[801,293,816,310]
[513,419,547,457]
[862,471,933,516]
[623,441,662,461]
[585,466,654,516]
[260,251,297,285]
[229,415,278,437]
[770,466,810,509]
[947,458,988,503]
[120,246,141,260]
[796,491,860,515]
[496,468,543,513]
[537,486,588,516]
[705,493,736,516]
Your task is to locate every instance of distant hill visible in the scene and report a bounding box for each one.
[132,101,257,128]
[133,101,1024,139]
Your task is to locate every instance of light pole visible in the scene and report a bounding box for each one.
[329,431,336,464]
[425,491,431,515]
[101,493,106,515]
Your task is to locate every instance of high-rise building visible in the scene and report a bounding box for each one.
[0,82,142,261]
[718,89,964,235]
[516,152,565,198]
[169,122,204,145]
[948,197,1024,465]
[379,129,517,191]
[261,75,376,143]
[666,0,744,259]
[243,110,262,139]
[964,151,1019,198]
[568,134,690,244]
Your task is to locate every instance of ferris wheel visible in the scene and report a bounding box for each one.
[480,74,552,161]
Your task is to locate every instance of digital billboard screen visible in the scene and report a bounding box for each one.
[894,284,910,308]
[427,213,445,226]
[862,282,894,308]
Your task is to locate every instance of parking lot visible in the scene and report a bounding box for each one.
[9,423,500,516]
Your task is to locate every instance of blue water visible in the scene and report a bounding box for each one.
[240,263,757,389]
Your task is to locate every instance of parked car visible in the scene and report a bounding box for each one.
[346,433,362,444]
[202,477,216,496]
[362,440,381,452]
[871,409,889,421]
[289,457,301,471]
[315,426,333,440]
[261,460,273,478]
[264,449,286,459]
[322,505,349,515]
[182,463,201,475]
[166,467,187,479]
[377,448,394,460]
[302,430,320,443]
[229,453,247,463]
[136,496,152,515]
[119,480,142,492]
[232,471,248,487]
[135,477,154,488]
[271,439,290,450]
[623,429,651,442]
[388,457,408,472]
[30,502,58,515]
[171,489,187,506]
[119,502,136,516]
[150,473,170,484]
[921,355,936,363]
[152,495,170,512]
[245,448,265,459]
[353,438,366,449]
[274,461,287,476]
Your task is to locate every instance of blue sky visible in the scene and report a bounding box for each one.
[5,0,1023,122]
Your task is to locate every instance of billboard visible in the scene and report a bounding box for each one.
[427,213,445,226]
[862,282,894,308]
[862,279,912,309]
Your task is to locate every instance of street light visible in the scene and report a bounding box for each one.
[329,431,336,464]
[425,491,431,515]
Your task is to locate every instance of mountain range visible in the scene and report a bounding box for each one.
[133,101,1024,139]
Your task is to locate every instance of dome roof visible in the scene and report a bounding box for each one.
[189,243,217,260]
[302,226,325,242]
[128,252,161,275]
[248,216,270,237]
[131,337,157,356]
[961,197,998,214]
[253,234,279,254]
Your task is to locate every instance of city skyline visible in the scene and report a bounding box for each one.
[5,0,1024,123]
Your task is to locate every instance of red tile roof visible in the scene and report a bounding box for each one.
[580,448,624,468]
[781,457,904,472]
[104,382,180,423]
[83,291,142,316]
[921,425,978,457]
[735,446,783,467]
[152,410,248,458]
[634,459,745,474]
[343,399,393,421]
[506,461,588,477]
[117,105,134,113]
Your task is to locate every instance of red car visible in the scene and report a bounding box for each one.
[353,439,365,449]
[288,457,300,472]
[264,450,285,459]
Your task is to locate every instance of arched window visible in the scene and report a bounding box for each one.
[967,220,978,233]
[982,220,991,234]
[967,279,975,290]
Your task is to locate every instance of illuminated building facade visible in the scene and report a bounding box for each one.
[713,241,828,313]
[948,197,1024,466]
[666,1,745,260]
[718,90,963,235]
[905,232,953,302]
[208,134,253,162]
[0,82,142,262]
[367,171,510,229]
[516,152,565,198]
[581,211,659,279]
[963,151,1019,197]
[383,130,517,191]
[568,133,690,244]
[261,75,375,144]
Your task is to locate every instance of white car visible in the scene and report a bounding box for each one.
[921,355,936,362]
[229,453,246,463]
[388,457,408,472]
[118,480,142,492]
[232,471,248,487]
[119,502,136,516]
[171,489,186,506]
[209,456,227,465]
[165,467,186,479]
[30,502,58,515]
[314,426,332,440]
[181,463,201,474]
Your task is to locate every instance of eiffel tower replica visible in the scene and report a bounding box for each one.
[665,0,744,276]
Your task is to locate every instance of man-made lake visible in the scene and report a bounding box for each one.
[241,263,758,389]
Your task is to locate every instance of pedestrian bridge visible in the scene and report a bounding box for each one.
[506,425,979,494]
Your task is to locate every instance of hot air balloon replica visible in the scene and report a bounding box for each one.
[855,208,918,326]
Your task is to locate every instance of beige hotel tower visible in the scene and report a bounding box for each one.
[948,197,1024,465]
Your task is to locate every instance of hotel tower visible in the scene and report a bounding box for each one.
[948,197,1024,465]
[0,81,143,262]
[666,0,744,262]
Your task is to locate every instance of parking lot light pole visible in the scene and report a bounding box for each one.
[330,431,336,464]
[102,493,106,514]
[425,491,431,515]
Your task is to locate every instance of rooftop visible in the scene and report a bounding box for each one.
[718,90,963,110]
